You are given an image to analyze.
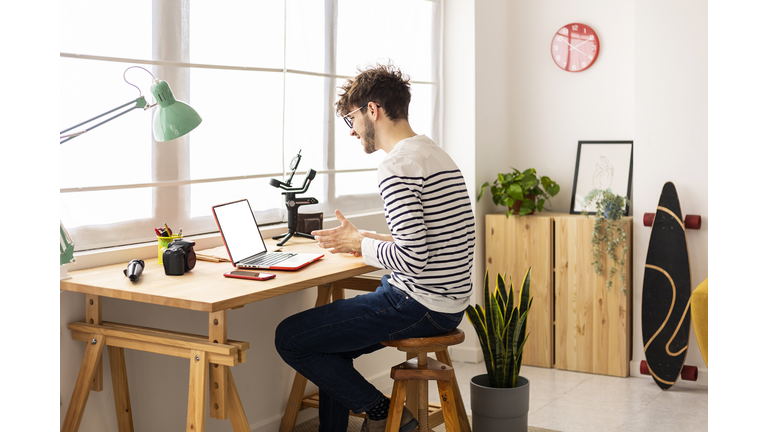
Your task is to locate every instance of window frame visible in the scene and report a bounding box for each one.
[60,0,441,252]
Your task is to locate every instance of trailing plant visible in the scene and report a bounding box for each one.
[465,268,532,388]
[582,188,630,294]
[477,168,560,217]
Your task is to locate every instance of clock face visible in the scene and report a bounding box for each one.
[551,23,599,72]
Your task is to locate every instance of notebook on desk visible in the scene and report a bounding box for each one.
[212,199,324,270]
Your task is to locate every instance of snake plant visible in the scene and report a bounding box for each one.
[466,268,532,388]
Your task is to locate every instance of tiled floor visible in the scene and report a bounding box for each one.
[407,361,708,432]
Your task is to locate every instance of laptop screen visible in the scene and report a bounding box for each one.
[212,199,267,264]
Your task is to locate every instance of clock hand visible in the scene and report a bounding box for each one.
[570,38,591,50]
[562,40,591,58]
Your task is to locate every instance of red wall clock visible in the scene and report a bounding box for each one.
[551,23,600,72]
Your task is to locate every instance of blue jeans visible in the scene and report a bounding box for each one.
[275,275,464,432]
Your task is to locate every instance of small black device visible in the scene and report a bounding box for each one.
[163,239,197,276]
[123,259,145,282]
[269,150,319,246]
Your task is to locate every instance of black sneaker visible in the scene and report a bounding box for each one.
[360,406,418,432]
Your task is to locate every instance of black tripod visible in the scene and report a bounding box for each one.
[270,151,319,246]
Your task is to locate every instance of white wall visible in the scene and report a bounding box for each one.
[441,0,480,362]
[446,0,708,383]
[634,0,708,380]
[505,0,635,211]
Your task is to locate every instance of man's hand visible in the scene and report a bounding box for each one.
[311,210,364,255]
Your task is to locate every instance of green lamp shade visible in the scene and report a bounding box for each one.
[150,79,202,142]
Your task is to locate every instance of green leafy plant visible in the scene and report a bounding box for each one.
[582,188,630,294]
[477,168,560,217]
[465,268,532,388]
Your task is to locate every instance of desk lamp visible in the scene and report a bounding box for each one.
[60,66,202,144]
[60,66,202,278]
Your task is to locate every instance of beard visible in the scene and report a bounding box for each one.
[362,115,377,154]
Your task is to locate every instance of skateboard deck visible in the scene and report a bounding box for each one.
[641,182,692,390]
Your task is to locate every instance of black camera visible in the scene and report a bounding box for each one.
[163,239,197,276]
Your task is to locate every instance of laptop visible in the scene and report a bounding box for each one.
[212,199,324,270]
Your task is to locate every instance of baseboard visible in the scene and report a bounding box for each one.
[448,345,483,364]
[249,406,322,432]
[629,360,708,387]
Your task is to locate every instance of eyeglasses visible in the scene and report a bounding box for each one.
[342,106,365,128]
[342,104,381,128]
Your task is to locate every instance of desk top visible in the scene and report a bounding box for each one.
[60,238,378,312]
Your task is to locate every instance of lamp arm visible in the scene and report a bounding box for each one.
[60,96,149,144]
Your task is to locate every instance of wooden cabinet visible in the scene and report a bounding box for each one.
[484,213,632,377]
[485,213,554,368]
[554,215,633,377]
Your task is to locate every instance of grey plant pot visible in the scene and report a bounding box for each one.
[470,374,529,432]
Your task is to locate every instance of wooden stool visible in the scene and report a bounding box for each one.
[381,329,470,432]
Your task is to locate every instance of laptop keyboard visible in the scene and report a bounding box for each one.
[241,252,297,266]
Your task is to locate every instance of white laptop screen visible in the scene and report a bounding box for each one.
[213,200,267,264]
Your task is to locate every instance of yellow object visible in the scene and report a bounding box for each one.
[157,234,182,264]
[691,278,708,367]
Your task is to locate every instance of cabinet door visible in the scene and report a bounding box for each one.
[485,214,553,368]
[554,217,632,377]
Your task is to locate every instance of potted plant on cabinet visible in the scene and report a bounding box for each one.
[477,168,560,217]
[582,188,631,294]
[465,267,532,432]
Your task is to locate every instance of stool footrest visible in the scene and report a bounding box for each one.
[391,357,453,381]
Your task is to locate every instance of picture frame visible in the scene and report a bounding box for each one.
[569,141,633,215]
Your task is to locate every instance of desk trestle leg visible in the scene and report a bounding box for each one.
[65,320,249,432]
[209,311,228,420]
[86,295,103,392]
[108,346,134,432]
[62,334,106,432]
[187,350,208,431]
[225,367,250,432]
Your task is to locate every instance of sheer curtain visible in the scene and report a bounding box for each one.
[60,0,441,251]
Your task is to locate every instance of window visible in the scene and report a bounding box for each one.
[60,0,441,251]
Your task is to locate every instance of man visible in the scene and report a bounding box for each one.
[275,64,475,432]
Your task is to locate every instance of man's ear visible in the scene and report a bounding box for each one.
[368,102,380,120]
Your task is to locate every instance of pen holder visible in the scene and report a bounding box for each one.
[157,234,182,264]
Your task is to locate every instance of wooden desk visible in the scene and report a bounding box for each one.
[60,238,378,432]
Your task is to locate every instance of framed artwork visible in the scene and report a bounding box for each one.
[569,141,633,215]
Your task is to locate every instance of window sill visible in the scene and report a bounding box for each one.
[65,210,386,271]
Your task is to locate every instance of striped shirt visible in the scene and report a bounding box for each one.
[361,135,476,313]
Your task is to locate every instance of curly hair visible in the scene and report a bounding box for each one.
[335,63,411,121]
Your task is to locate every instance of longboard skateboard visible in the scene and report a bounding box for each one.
[641,182,697,390]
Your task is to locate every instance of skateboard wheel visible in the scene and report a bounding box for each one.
[643,213,655,227]
[681,365,698,381]
[684,215,701,230]
[640,360,649,375]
